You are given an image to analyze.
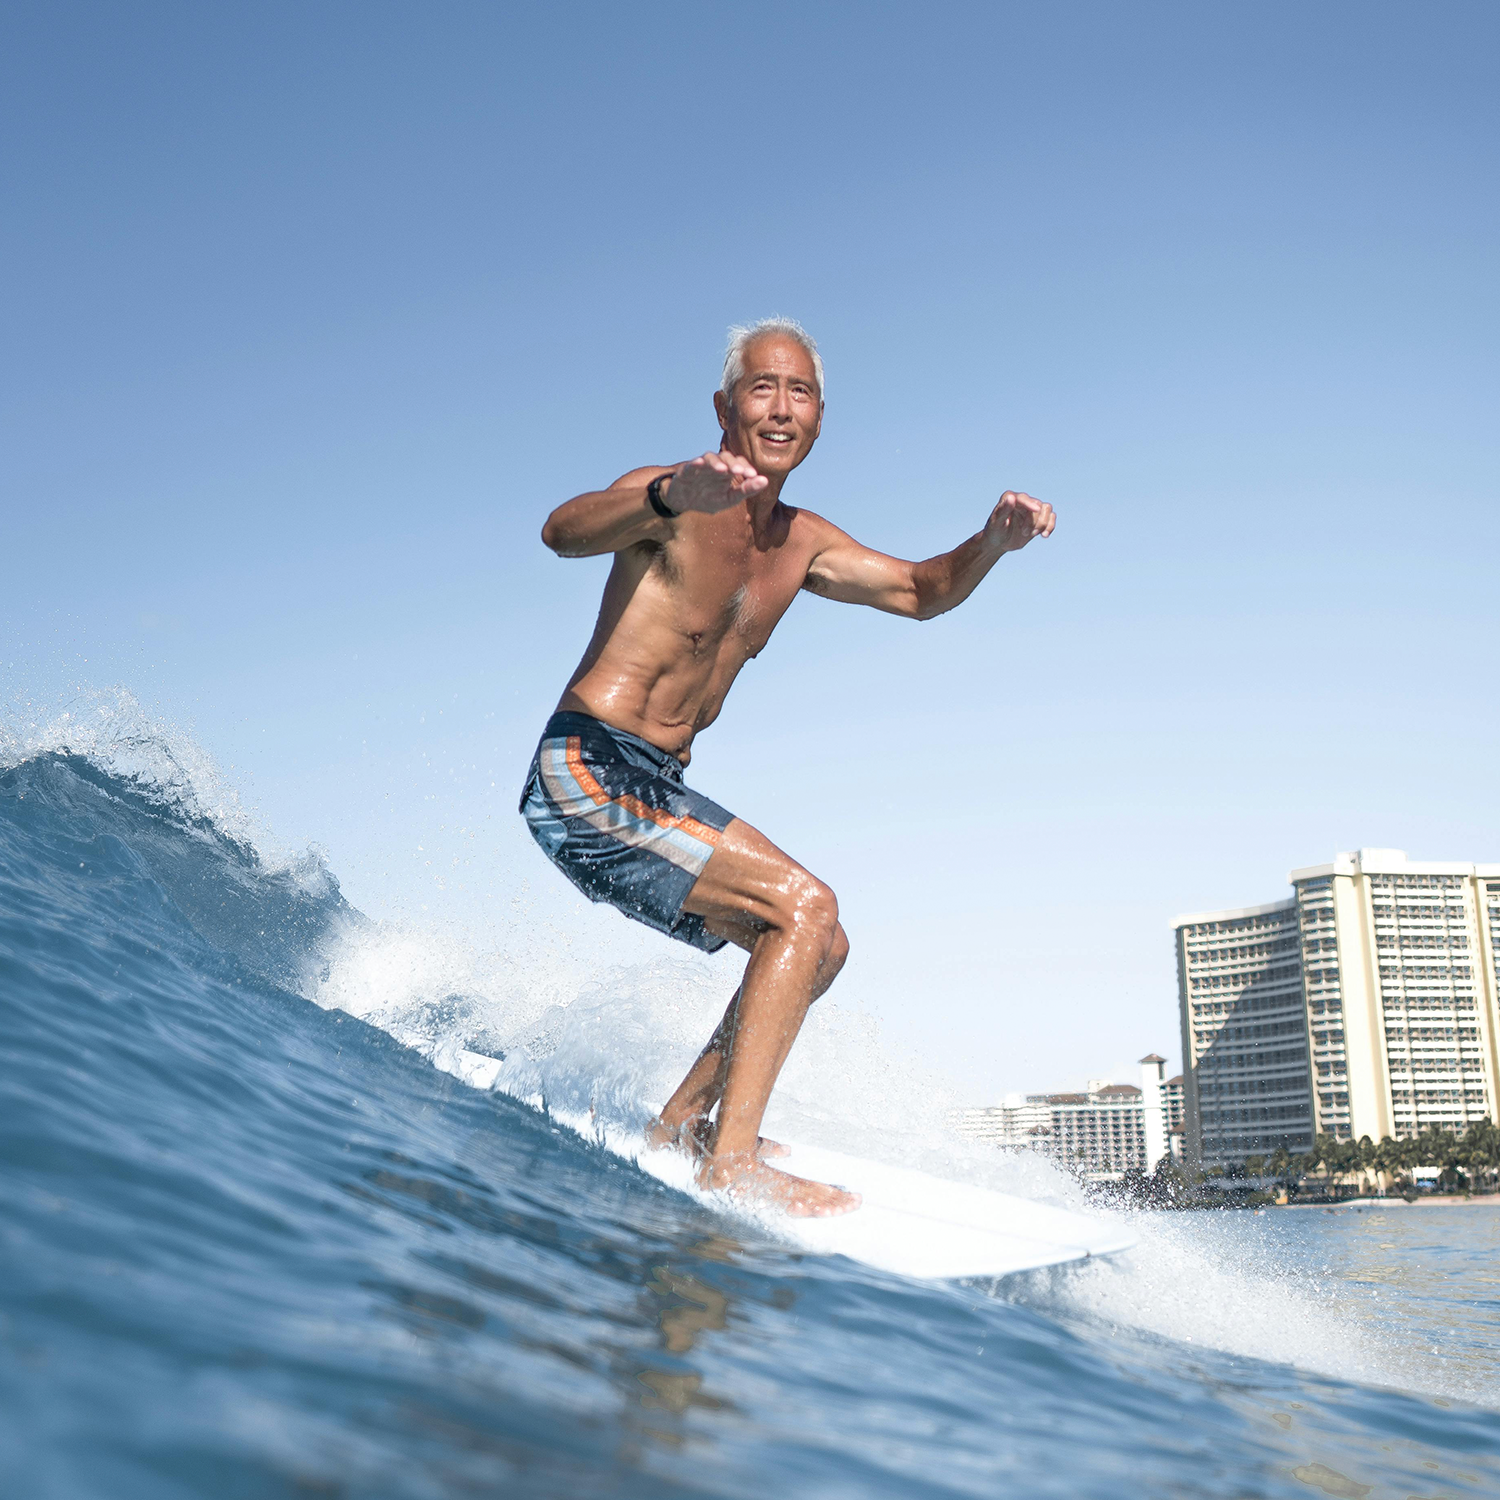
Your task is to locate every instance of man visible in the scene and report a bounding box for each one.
[521,318,1055,1216]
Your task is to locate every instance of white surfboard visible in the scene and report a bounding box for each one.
[451,1049,1135,1282]
[733,1139,1135,1280]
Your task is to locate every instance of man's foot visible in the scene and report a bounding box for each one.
[696,1152,860,1218]
[645,1115,790,1162]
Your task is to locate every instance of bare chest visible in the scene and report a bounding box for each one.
[652,521,810,659]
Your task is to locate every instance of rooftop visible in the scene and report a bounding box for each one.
[1291,848,1500,881]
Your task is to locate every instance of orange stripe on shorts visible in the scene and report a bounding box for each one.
[565,737,723,848]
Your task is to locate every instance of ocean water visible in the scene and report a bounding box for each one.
[3,722,1499,1499]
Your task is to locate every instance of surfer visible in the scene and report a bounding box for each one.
[521,318,1055,1217]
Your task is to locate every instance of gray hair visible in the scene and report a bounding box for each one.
[720,317,824,402]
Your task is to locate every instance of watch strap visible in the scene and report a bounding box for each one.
[646,472,678,518]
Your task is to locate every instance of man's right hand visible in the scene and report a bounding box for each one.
[664,451,769,515]
[541,452,769,558]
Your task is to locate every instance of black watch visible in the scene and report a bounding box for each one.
[646,472,678,518]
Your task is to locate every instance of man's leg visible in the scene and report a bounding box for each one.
[647,990,740,1153]
[665,817,858,1216]
[653,920,849,1155]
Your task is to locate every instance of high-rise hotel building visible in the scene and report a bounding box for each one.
[1174,850,1500,1169]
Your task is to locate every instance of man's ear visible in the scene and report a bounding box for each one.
[713,390,729,432]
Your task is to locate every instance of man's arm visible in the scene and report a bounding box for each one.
[801,490,1056,620]
[541,451,769,557]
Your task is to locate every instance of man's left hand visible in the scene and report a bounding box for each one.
[983,490,1055,552]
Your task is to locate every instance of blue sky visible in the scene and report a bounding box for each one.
[4,2,1497,1098]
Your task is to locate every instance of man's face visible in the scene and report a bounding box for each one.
[714,336,822,478]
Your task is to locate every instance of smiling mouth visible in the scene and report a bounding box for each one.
[759,432,795,446]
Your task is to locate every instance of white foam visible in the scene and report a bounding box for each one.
[311,914,1087,1194]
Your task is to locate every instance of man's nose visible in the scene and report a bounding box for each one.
[769,384,793,419]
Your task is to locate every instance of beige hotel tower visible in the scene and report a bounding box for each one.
[1174,850,1500,1170]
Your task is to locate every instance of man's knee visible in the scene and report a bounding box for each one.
[777,873,840,953]
[810,922,850,1002]
[826,922,850,973]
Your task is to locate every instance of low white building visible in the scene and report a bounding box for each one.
[955,1055,1182,1179]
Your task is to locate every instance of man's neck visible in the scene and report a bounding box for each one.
[720,440,789,510]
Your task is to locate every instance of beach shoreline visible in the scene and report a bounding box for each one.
[1274,1193,1500,1209]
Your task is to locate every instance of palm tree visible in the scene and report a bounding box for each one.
[1314,1133,1355,1199]
[1267,1145,1293,1196]
[1398,1131,1424,1189]
[1457,1119,1499,1193]
[1372,1134,1410,1196]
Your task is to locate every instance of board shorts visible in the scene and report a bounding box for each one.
[518,711,735,953]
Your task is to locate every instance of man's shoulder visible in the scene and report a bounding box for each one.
[783,504,848,549]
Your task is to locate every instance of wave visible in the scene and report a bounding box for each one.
[3,717,1496,1497]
